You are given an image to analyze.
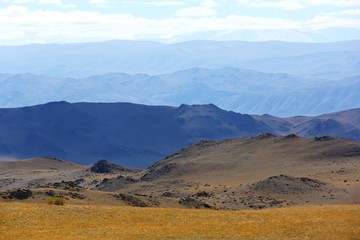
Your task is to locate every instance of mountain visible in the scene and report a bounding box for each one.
[1,68,359,116]
[0,101,271,168]
[253,108,360,141]
[0,40,359,78]
[1,101,360,168]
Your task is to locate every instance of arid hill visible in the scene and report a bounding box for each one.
[1,134,359,210]
[0,157,139,191]
[96,134,360,208]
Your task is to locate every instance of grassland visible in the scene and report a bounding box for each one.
[1,203,359,239]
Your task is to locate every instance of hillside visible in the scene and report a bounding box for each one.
[0,157,140,191]
[92,134,360,209]
[1,134,359,210]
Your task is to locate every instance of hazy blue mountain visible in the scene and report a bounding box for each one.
[0,68,359,116]
[0,40,359,78]
[0,101,272,167]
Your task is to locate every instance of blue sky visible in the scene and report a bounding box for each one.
[0,0,360,45]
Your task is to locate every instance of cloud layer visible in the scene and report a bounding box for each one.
[0,0,359,44]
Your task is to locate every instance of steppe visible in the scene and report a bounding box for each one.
[1,134,360,239]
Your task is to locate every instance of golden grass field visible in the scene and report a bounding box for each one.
[1,203,359,240]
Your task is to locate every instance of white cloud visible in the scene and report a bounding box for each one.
[89,0,109,4]
[325,8,360,16]
[201,0,217,8]
[0,5,358,44]
[62,4,76,8]
[307,0,360,7]
[249,1,305,10]
[307,14,360,30]
[338,8,360,15]
[13,0,33,3]
[175,7,217,16]
[236,0,360,9]
[149,1,185,6]
[175,0,218,17]
[38,0,62,7]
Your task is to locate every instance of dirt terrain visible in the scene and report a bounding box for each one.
[1,134,359,210]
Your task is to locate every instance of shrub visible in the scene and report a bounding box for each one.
[46,197,65,205]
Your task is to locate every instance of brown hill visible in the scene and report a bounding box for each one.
[0,157,83,171]
[0,157,138,191]
[1,135,360,209]
[92,134,360,209]
[138,134,360,184]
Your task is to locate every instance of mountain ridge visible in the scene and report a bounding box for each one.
[0,101,360,168]
[1,67,359,116]
[1,40,359,78]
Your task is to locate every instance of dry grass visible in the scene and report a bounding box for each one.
[0,203,359,240]
[46,197,65,205]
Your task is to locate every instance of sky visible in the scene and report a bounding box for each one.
[0,0,360,45]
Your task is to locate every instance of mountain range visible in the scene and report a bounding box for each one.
[0,101,359,168]
[1,40,359,116]
[1,68,359,116]
[1,40,359,79]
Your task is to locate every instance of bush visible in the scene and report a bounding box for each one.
[46,197,65,205]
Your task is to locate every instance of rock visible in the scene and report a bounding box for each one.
[91,159,114,173]
[193,191,213,197]
[9,189,32,200]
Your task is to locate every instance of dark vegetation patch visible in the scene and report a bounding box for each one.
[95,175,138,191]
[40,181,83,192]
[178,196,215,209]
[237,195,293,209]
[2,189,33,200]
[113,193,149,207]
[249,175,327,195]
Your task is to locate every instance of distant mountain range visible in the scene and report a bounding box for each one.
[0,40,359,79]
[1,68,359,116]
[1,40,359,116]
[0,101,359,168]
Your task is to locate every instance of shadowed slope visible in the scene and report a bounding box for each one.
[0,101,272,167]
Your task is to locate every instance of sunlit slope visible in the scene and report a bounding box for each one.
[141,134,360,184]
